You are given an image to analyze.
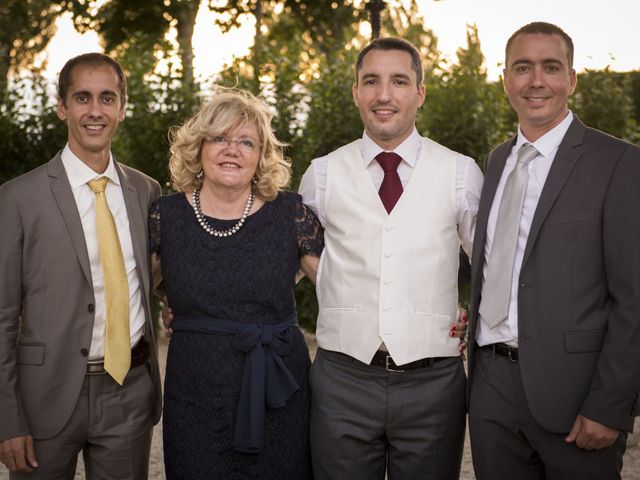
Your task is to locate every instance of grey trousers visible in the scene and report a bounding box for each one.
[469,345,627,480]
[310,348,466,480]
[11,364,155,480]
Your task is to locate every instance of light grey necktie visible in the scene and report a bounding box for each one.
[479,143,539,329]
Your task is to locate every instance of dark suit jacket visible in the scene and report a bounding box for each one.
[0,153,162,441]
[468,116,640,433]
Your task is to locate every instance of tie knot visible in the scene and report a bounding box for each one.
[517,144,538,166]
[88,177,109,194]
[376,152,402,173]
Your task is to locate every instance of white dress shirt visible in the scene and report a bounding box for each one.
[61,145,145,360]
[299,128,483,258]
[476,112,574,347]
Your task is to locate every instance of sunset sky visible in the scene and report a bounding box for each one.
[39,0,639,83]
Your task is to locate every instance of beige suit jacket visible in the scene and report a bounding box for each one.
[0,153,162,441]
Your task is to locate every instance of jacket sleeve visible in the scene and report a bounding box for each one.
[0,183,31,441]
[580,143,640,432]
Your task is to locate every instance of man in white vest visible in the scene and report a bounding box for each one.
[299,37,483,480]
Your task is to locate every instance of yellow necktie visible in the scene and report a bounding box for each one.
[88,177,130,385]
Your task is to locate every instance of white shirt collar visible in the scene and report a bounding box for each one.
[515,111,574,157]
[361,128,421,168]
[60,144,120,189]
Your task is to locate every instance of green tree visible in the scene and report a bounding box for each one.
[420,24,509,163]
[571,68,639,144]
[0,72,67,184]
[110,40,200,188]
[73,0,200,87]
[0,0,76,99]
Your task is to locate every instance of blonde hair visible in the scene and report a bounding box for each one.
[169,87,290,200]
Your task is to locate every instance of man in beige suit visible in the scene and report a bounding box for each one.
[0,53,162,479]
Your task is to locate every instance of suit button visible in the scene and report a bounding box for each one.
[80,348,89,357]
[87,303,95,313]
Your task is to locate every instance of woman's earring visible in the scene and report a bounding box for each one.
[197,170,204,179]
[252,176,258,184]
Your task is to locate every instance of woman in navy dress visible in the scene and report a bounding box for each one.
[150,88,323,479]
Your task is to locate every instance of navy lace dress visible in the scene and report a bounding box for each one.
[149,191,323,480]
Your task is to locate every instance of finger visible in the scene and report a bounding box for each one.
[590,434,615,450]
[579,436,595,451]
[564,419,581,443]
[1,451,17,472]
[575,431,591,450]
[13,446,33,473]
[600,438,616,449]
[450,322,467,337]
[25,436,37,468]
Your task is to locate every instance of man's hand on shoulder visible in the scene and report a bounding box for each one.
[564,414,619,450]
[0,434,38,473]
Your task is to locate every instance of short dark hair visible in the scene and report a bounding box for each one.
[355,37,423,86]
[58,53,127,107]
[505,22,574,69]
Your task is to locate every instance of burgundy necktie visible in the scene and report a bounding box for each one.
[376,152,403,213]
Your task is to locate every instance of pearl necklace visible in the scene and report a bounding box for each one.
[192,188,254,237]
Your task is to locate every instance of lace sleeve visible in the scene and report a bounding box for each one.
[149,200,161,255]
[295,195,324,258]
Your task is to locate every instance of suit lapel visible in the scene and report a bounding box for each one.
[114,159,149,292]
[48,155,93,285]
[521,118,585,268]
[115,161,150,307]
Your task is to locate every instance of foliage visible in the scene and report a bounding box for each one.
[381,0,440,76]
[110,39,200,188]
[0,0,77,99]
[0,72,67,184]
[419,24,511,164]
[570,69,640,145]
[73,0,201,87]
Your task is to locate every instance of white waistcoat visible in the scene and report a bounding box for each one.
[315,138,461,365]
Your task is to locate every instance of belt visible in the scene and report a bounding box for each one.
[172,314,299,454]
[86,340,148,375]
[481,342,519,362]
[369,350,447,372]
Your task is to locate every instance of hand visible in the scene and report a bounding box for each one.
[450,307,469,360]
[0,434,37,473]
[160,297,174,338]
[565,414,619,450]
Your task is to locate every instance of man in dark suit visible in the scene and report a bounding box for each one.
[468,22,640,479]
[0,53,162,479]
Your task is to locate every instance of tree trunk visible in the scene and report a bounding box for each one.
[0,43,10,101]
[250,0,263,94]
[174,0,200,88]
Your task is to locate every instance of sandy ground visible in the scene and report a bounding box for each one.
[2,331,638,479]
